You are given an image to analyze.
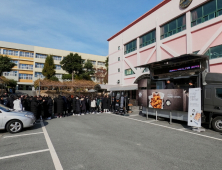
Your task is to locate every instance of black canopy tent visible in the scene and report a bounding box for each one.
[137,54,210,81]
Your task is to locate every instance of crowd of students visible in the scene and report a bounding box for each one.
[0,93,114,120]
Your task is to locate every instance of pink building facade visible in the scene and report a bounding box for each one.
[108,0,222,86]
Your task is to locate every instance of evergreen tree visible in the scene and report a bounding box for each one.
[0,55,16,75]
[42,55,56,79]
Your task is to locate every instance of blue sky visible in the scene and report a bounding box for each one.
[0,0,162,56]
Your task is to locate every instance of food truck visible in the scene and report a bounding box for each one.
[137,54,222,132]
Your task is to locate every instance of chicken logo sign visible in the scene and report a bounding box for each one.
[180,0,192,9]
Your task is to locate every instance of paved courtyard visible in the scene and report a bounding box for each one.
[0,112,221,170]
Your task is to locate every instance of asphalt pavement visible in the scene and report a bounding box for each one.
[0,112,222,170]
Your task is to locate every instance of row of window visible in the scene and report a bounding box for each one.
[19,64,33,70]
[35,54,47,59]
[98,61,105,66]
[19,74,33,80]
[122,0,222,55]
[35,63,44,68]
[89,60,96,65]
[34,63,62,70]
[3,71,18,77]
[53,56,62,61]
[34,72,62,79]
[191,0,222,27]
[2,49,34,58]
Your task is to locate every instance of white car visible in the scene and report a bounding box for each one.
[0,104,36,133]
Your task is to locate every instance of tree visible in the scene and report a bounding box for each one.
[62,74,72,80]
[94,67,107,84]
[60,53,83,83]
[49,76,59,81]
[83,60,94,74]
[42,55,56,79]
[0,55,16,75]
[104,57,109,84]
[7,79,17,87]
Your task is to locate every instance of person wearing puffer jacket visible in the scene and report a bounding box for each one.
[90,98,96,114]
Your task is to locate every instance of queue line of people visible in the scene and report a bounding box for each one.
[0,93,114,120]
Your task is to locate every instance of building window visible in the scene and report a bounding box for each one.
[90,60,96,65]
[19,74,33,80]
[81,59,85,64]
[3,49,19,56]
[140,30,156,48]
[55,74,62,79]
[118,46,120,50]
[216,88,222,99]
[3,71,17,77]
[125,68,135,76]
[11,60,18,66]
[56,65,61,70]
[20,51,33,58]
[118,57,120,61]
[35,72,45,78]
[191,0,222,27]
[160,14,186,39]
[118,68,120,72]
[98,61,105,66]
[204,44,222,59]
[19,64,33,70]
[91,76,96,81]
[53,56,62,61]
[36,53,47,59]
[35,63,44,68]
[124,39,137,54]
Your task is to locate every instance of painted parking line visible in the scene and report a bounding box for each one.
[3,132,44,139]
[105,113,222,142]
[0,149,49,160]
[41,121,63,170]
[129,115,140,117]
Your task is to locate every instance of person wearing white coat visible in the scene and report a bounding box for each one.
[13,98,22,111]
[90,98,96,114]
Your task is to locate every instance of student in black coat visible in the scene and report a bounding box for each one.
[75,97,81,115]
[47,97,53,119]
[85,96,90,114]
[31,97,39,119]
[67,96,72,115]
[57,95,64,118]
[54,97,57,115]
[80,97,86,115]
[102,96,108,112]
[9,95,15,109]
[62,96,67,116]
[72,97,76,115]
[107,96,111,112]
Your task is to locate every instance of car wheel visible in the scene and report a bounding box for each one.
[6,120,23,134]
[212,116,222,133]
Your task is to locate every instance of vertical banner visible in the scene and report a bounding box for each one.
[188,88,201,127]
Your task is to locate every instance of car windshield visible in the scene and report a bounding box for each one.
[0,104,11,112]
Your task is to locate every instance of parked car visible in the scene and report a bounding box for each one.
[0,104,36,133]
